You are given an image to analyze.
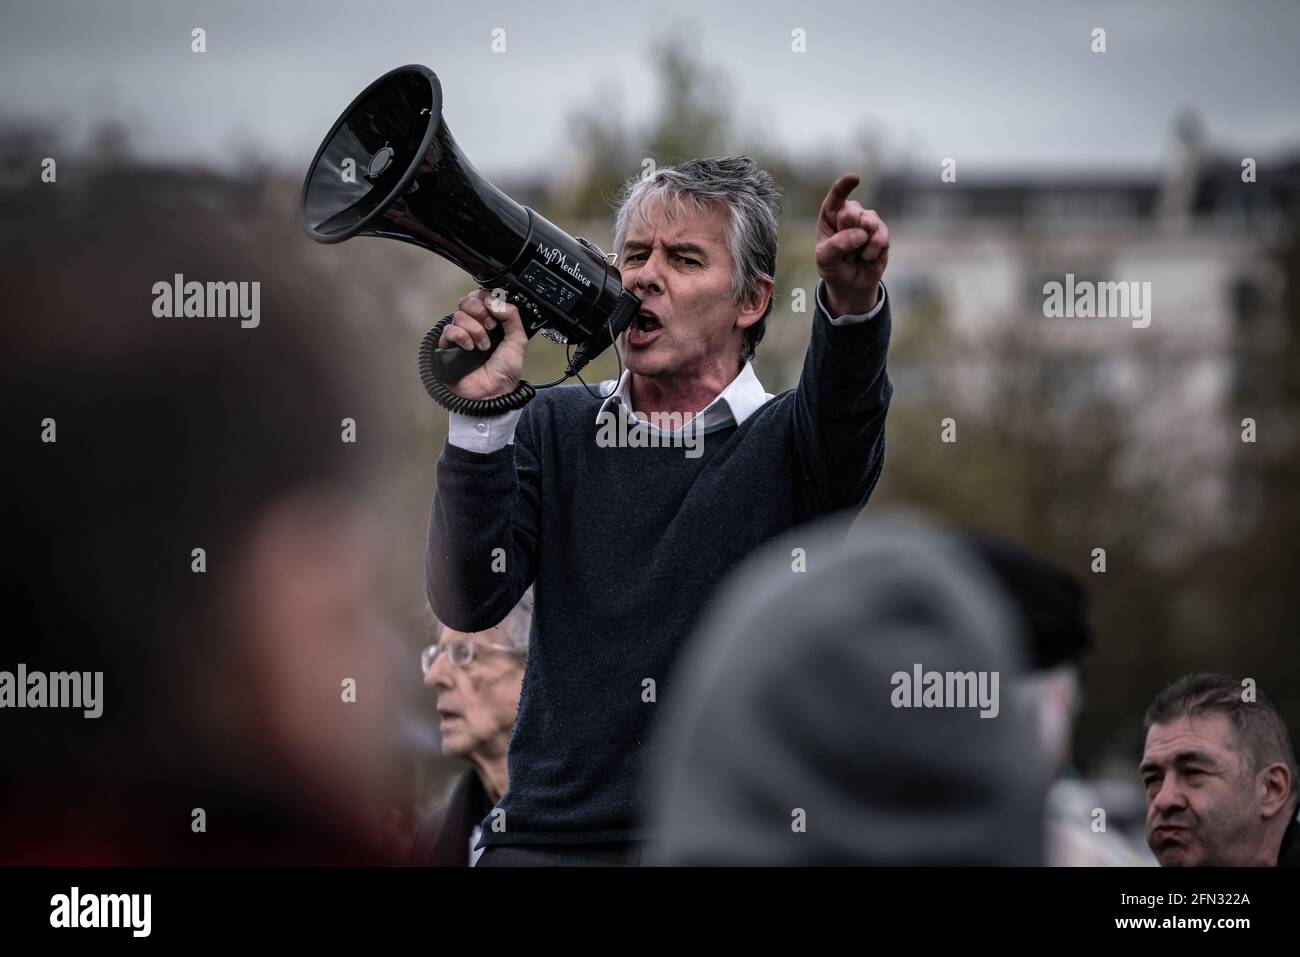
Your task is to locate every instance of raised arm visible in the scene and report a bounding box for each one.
[425,290,539,632]
[791,174,894,518]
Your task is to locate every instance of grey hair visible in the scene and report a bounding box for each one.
[497,586,534,657]
[612,156,782,363]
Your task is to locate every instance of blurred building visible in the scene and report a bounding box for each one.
[867,112,1300,561]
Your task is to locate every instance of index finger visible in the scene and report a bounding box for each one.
[819,174,861,224]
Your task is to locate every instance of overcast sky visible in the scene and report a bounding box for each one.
[2,0,1298,179]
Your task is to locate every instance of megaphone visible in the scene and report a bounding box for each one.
[300,64,640,413]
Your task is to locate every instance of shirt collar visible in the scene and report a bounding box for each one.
[595,361,772,432]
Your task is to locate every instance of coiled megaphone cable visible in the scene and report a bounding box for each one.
[419,307,627,414]
[418,316,538,415]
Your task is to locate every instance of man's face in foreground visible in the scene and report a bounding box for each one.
[618,196,754,379]
[1141,713,1265,866]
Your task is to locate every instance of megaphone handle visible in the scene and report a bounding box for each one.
[433,318,506,384]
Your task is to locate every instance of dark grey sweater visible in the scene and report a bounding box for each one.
[425,291,892,845]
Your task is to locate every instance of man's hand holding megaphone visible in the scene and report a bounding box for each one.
[438,289,531,401]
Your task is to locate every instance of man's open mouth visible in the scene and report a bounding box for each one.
[628,310,663,347]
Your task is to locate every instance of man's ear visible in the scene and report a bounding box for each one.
[735,277,774,332]
[1258,762,1293,818]
[182,489,385,809]
[243,491,372,643]
[237,490,381,733]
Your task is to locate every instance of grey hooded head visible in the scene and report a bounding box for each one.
[647,508,1050,865]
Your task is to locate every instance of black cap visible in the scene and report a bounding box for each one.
[965,535,1093,670]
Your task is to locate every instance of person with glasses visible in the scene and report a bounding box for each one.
[410,588,533,866]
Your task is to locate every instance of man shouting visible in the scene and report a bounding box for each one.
[426,157,893,865]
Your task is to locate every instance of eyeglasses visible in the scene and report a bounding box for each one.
[420,636,523,673]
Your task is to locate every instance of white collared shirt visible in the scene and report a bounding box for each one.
[448,279,886,452]
[595,354,772,435]
[468,825,484,866]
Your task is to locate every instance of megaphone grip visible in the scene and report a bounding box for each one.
[419,317,536,415]
[434,319,506,383]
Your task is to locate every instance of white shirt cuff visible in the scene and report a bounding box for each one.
[447,408,524,453]
[817,279,887,325]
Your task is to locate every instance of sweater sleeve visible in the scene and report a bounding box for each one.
[791,279,893,520]
[425,409,541,633]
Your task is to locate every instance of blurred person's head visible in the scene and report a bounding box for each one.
[964,535,1092,775]
[1,160,401,863]
[1019,665,1082,775]
[612,157,780,379]
[421,589,530,799]
[1141,673,1297,866]
[648,509,1050,865]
